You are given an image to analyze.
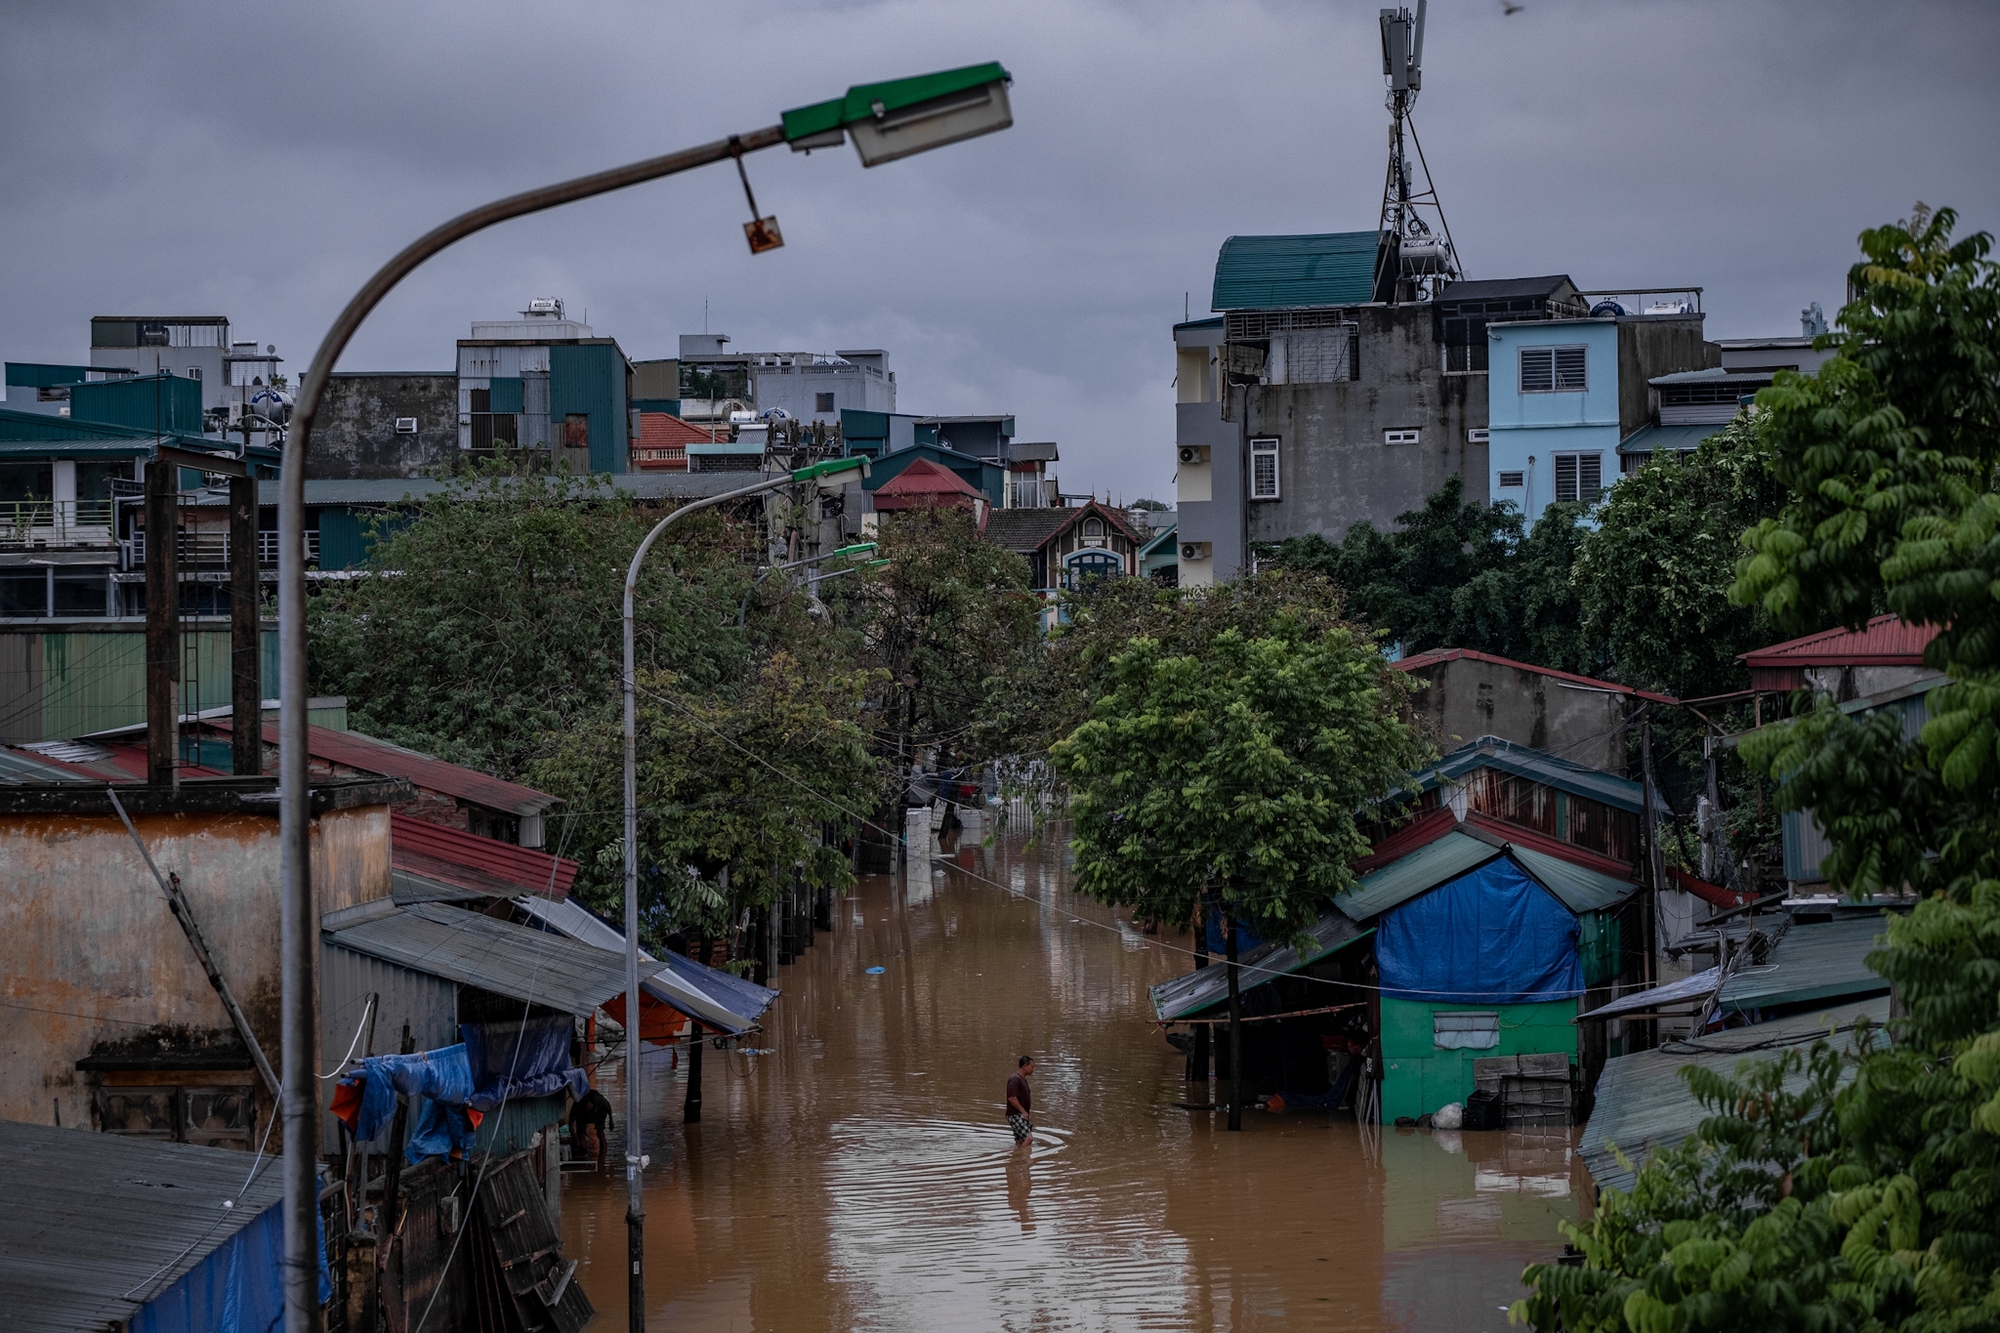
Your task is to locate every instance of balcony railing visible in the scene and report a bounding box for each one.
[128,529,317,567]
[0,500,118,550]
[1008,479,1059,509]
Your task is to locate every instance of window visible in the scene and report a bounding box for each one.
[1498,471,1525,487]
[185,366,200,381]
[1433,1011,1500,1050]
[1467,428,1489,444]
[815,392,836,413]
[1384,428,1420,445]
[1520,345,1587,393]
[1082,516,1104,540]
[1442,316,1489,374]
[1063,549,1122,590]
[1553,452,1604,504]
[1249,437,1280,500]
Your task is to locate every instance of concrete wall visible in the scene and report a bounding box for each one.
[1236,306,1489,548]
[1615,318,1718,434]
[0,801,390,1139]
[311,373,460,479]
[1400,654,1631,774]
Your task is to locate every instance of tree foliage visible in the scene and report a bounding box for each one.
[1521,206,2000,1332]
[1051,611,1427,942]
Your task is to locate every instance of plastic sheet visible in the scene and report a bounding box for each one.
[1375,857,1582,1003]
[462,1016,589,1112]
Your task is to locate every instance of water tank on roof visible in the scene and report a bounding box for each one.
[1399,234,1454,275]
[249,387,293,424]
[1589,299,1629,318]
[1644,300,1692,315]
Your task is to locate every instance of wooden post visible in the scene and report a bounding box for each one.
[380,1024,415,1232]
[144,459,178,786]
[1225,913,1243,1132]
[1189,899,1210,1085]
[229,474,262,775]
[683,1019,703,1125]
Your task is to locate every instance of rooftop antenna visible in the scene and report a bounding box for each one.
[1374,0,1460,304]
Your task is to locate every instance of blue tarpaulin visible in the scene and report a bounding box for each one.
[1375,857,1583,1003]
[462,1016,590,1111]
[347,1044,474,1144]
[129,1197,331,1333]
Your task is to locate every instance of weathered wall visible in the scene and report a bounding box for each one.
[311,373,459,479]
[0,802,391,1136]
[1239,306,1488,546]
[1401,655,1631,774]
[1615,319,1719,434]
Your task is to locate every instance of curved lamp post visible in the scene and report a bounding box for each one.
[275,64,1011,1332]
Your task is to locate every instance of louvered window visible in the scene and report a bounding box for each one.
[1249,437,1280,500]
[1553,452,1603,504]
[1520,345,1587,393]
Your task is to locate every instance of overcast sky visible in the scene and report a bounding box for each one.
[5,1,1996,501]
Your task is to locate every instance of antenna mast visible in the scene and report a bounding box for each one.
[1376,0,1459,303]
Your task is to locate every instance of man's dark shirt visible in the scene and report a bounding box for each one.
[1005,1072,1032,1118]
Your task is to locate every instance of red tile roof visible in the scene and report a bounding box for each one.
[1739,615,1939,667]
[393,812,576,899]
[638,413,718,447]
[1393,647,1677,704]
[212,721,557,817]
[872,457,985,505]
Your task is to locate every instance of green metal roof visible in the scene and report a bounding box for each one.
[1149,918,1374,1021]
[1510,843,1640,915]
[0,438,159,460]
[1617,423,1724,456]
[1409,737,1651,815]
[783,62,1012,141]
[5,363,93,389]
[1718,916,1889,1012]
[1211,232,1382,312]
[1582,996,1887,1194]
[0,407,279,466]
[1335,831,1501,921]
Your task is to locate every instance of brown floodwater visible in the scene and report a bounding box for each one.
[560,830,1581,1331]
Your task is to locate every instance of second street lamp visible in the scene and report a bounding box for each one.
[274,65,1010,1333]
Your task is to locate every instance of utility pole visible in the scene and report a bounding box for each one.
[144,458,178,786]
[229,468,261,776]
[1224,913,1244,1132]
[1188,898,1210,1086]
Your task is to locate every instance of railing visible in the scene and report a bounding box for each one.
[0,499,117,549]
[1008,478,1058,509]
[129,529,318,567]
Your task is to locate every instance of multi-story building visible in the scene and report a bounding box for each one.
[1175,234,1579,584]
[1486,290,1715,523]
[456,299,632,474]
[652,334,896,428]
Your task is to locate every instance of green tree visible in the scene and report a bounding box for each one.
[1521,206,2000,1332]
[1574,415,1794,700]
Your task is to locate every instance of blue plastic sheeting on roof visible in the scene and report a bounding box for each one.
[1337,831,1501,921]
[129,1199,331,1333]
[1375,858,1583,1003]
[1211,232,1382,311]
[1203,912,1263,958]
[462,1016,589,1112]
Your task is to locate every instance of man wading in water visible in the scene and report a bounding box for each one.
[1006,1055,1035,1147]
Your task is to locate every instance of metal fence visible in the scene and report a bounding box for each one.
[0,500,116,549]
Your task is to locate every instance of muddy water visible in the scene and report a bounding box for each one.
[561,832,1580,1331]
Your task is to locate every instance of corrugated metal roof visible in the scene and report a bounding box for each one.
[1436,275,1578,303]
[237,470,770,510]
[1393,649,1678,704]
[1739,615,1940,667]
[236,722,558,817]
[1211,232,1382,311]
[1509,842,1640,915]
[1648,368,1776,386]
[1581,997,1888,1193]
[0,745,96,785]
[1718,916,1889,1011]
[325,902,640,1017]
[1578,965,1724,1021]
[1149,915,1373,1020]
[0,1120,285,1330]
[873,457,984,500]
[513,896,772,1034]
[1406,736,1653,814]
[1335,831,1502,921]
[392,813,578,899]
[1618,423,1725,456]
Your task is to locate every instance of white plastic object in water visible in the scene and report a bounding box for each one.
[1433,1102,1464,1130]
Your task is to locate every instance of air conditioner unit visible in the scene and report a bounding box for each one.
[394,417,418,434]
[1177,445,1209,465]
[1180,542,1210,561]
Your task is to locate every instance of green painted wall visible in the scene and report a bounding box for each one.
[487,376,524,414]
[69,375,205,435]
[14,627,278,740]
[1379,996,1578,1122]
[549,344,627,474]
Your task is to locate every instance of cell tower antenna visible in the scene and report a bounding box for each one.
[1373,0,1460,304]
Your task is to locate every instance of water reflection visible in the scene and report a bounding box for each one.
[560,830,1576,1330]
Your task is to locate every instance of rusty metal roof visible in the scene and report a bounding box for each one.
[215,720,559,817]
[325,902,636,1016]
[392,813,577,899]
[0,1120,284,1330]
[1739,615,1940,667]
[1394,647,1678,704]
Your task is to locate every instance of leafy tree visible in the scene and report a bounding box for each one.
[530,652,882,946]
[1520,206,2000,1332]
[1574,415,1795,700]
[1264,477,1594,671]
[307,461,752,777]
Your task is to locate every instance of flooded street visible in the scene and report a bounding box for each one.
[561,831,1580,1330]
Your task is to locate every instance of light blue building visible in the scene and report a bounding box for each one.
[1488,300,1716,526]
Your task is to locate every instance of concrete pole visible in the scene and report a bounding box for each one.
[144,459,178,786]
[229,474,262,775]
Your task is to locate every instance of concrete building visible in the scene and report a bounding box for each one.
[661,334,896,428]
[1175,236,1580,585]
[1393,648,1674,775]
[456,299,632,474]
[308,372,459,479]
[1487,291,1716,525]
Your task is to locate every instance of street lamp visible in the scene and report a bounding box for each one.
[274,66,1009,1332]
